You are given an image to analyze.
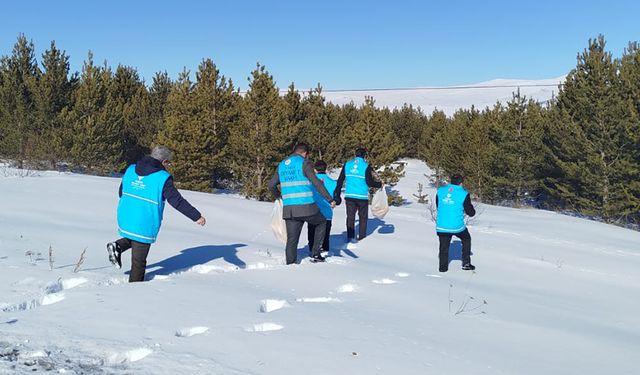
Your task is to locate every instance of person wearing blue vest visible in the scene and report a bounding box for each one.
[435,174,476,272]
[268,143,336,264]
[307,160,339,254]
[106,146,206,282]
[334,147,382,242]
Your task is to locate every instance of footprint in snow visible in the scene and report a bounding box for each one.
[395,272,410,278]
[106,348,153,364]
[295,297,341,303]
[336,284,360,293]
[176,326,209,337]
[60,277,88,289]
[40,292,65,305]
[246,323,284,332]
[372,278,397,285]
[345,242,358,250]
[259,299,290,313]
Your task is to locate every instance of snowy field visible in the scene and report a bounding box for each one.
[320,77,565,115]
[1,160,639,374]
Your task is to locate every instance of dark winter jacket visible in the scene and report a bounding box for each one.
[268,155,334,219]
[334,163,382,201]
[118,156,201,221]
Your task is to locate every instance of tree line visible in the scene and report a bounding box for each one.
[1,34,638,226]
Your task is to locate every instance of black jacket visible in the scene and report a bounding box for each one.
[119,156,201,221]
[268,154,334,219]
[334,163,382,202]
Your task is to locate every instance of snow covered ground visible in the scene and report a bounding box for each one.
[1,160,639,374]
[320,77,565,115]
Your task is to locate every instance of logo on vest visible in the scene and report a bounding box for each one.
[285,159,292,165]
[443,193,454,204]
[131,176,146,190]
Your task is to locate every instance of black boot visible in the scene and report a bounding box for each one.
[462,263,475,271]
[107,242,122,269]
[310,254,326,263]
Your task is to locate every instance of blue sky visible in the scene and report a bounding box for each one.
[1,0,639,90]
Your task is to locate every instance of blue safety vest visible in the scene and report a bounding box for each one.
[278,155,314,207]
[117,164,170,244]
[344,157,369,200]
[313,173,337,219]
[436,184,469,233]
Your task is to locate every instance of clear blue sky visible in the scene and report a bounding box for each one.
[1,0,639,90]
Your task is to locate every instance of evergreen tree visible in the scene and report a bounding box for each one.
[228,63,292,200]
[340,96,402,168]
[299,84,332,160]
[157,60,240,191]
[0,34,39,168]
[111,65,149,165]
[420,109,450,184]
[390,104,425,158]
[551,36,638,222]
[34,41,76,168]
[489,92,546,203]
[149,71,173,137]
[67,53,123,173]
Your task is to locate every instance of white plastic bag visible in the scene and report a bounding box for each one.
[271,199,287,244]
[370,186,389,219]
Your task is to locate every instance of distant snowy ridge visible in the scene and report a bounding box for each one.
[307,76,565,115]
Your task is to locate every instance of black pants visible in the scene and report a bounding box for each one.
[285,212,326,264]
[346,198,369,240]
[116,238,151,282]
[437,229,471,270]
[308,219,332,253]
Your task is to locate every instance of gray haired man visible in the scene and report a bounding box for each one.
[107,146,206,282]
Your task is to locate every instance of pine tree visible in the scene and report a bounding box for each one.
[390,104,425,158]
[551,36,638,222]
[228,63,293,200]
[299,84,333,160]
[149,71,173,137]
[457,107,494,199]
[0,34,39,168]
[33,41,77,169]
[420,109,450,184]
[157,60,240,191]
[490,92,546,204]
[67,53,123,173]
[191,58,240,188]
[340,96,402,168]
[111,65,149,166]
[615,41,640,224]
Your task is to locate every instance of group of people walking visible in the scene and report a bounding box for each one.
[267,143,382,265]
[107,144,476,282]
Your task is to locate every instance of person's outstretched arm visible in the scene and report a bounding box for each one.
[163,177,205,224]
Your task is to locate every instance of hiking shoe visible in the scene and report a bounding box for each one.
[107,242,122,269]
[462,263,476,271]
[439,266,448,272]
[310,254,326,263]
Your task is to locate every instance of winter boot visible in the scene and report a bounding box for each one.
[310,254,326,263]
[462,263,476,271]
[107,242,122,269]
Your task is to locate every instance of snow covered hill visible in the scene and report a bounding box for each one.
[1,160,638,374]
[319,77,565,115]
